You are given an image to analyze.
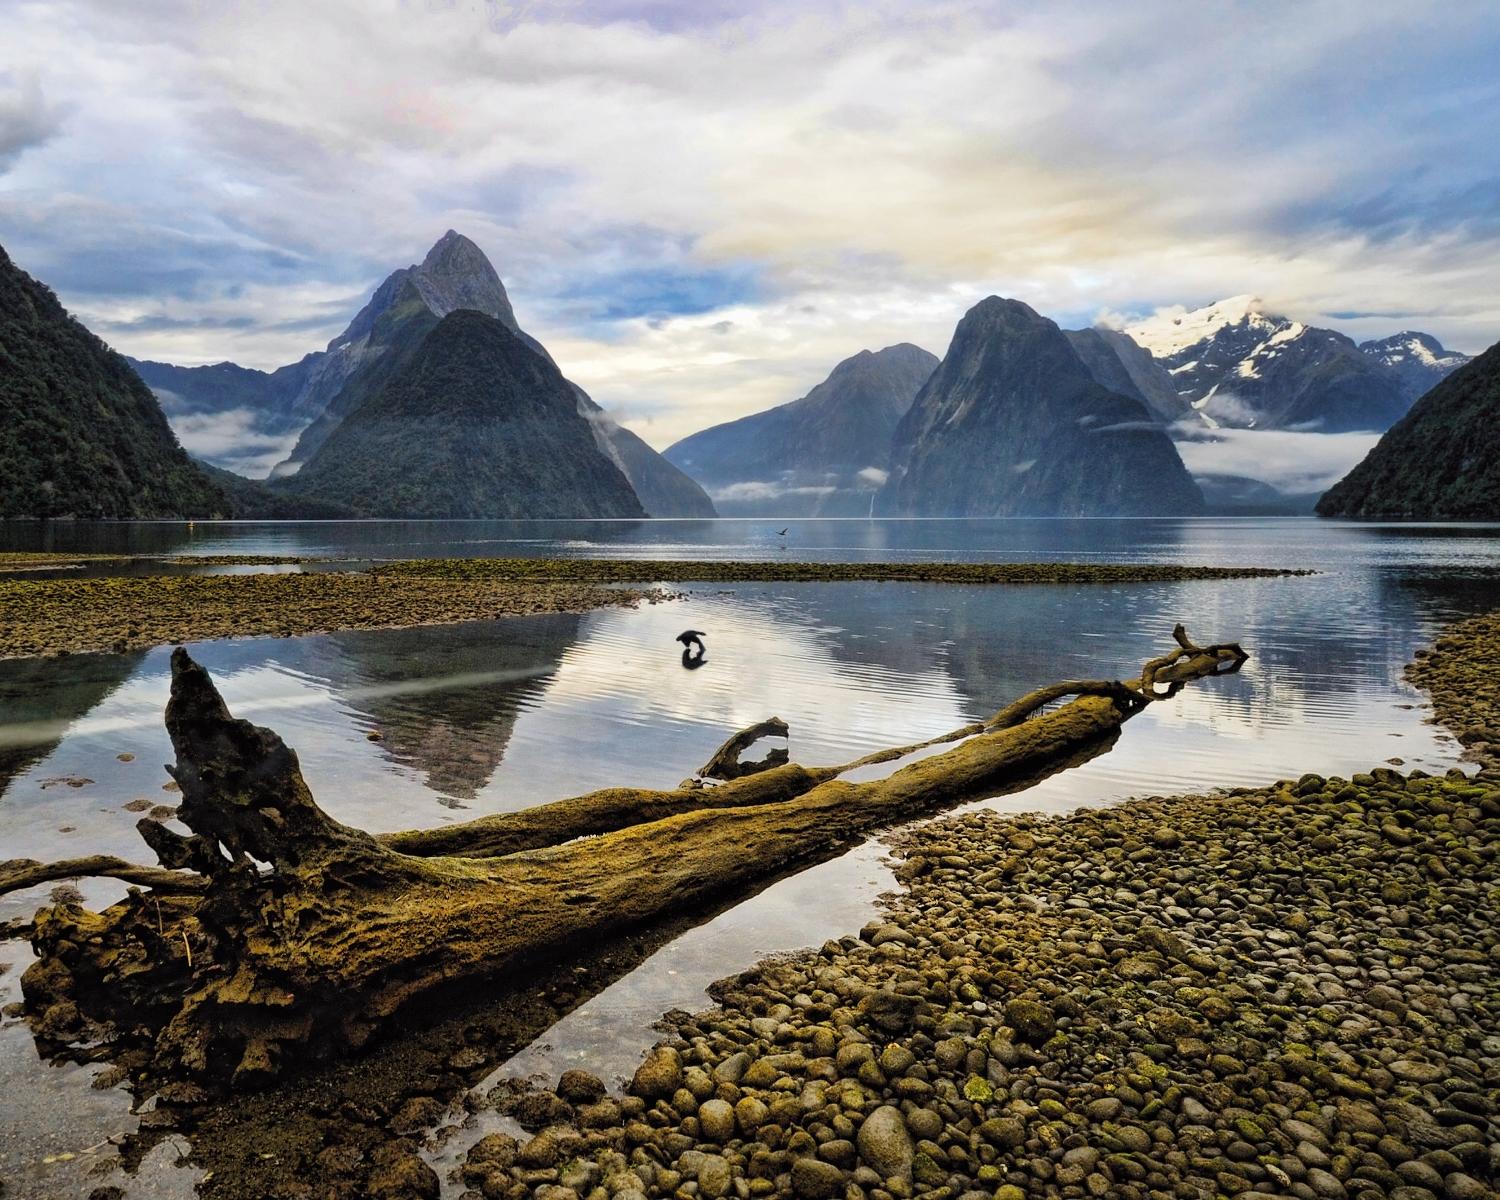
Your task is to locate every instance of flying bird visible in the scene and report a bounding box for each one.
[776,528,788,536]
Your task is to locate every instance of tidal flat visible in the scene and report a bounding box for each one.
[0,570,665,659]
[0,558,1304,659]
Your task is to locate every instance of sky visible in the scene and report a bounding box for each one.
[2,0,1499,455]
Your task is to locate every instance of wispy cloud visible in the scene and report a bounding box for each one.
[169,409,305,478]
[1173,426,1381,496]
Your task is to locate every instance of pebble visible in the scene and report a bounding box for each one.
[459,688,1500,1200]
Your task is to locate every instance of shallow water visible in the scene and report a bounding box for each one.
[1,517,1497,1197]
[4,514,1500,571]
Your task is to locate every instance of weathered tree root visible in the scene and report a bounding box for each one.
[11,628,1245,1093]
[698,716,790,780]
[0,855,207,895]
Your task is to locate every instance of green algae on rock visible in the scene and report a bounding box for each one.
[1408,608,1500,761]
[461,761,1499,1200]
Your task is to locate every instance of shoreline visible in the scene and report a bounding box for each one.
[0,558,1308,659]
[374,558,1313,585]
[67,608,1499,1200]
[448,609,1499,1200]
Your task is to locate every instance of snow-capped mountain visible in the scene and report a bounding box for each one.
[1122,298,1426,433]
[1122,295,1274,360]
[1358,332,1471,404]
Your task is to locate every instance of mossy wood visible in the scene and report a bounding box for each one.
[4,625,1244,1090]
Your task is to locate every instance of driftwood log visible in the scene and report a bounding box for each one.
[4,625,1245,1090]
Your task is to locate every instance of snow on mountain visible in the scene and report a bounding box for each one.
[1114,299,1419,434]
[1122,295,1274,359]
[1358,332,1472,403]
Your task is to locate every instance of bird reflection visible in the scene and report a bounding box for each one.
[676,629,707,669]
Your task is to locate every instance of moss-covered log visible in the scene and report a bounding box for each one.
[12,627,1246,1092]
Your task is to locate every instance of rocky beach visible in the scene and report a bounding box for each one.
[436,614,1499,1200]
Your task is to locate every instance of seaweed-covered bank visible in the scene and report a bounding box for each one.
[449,622,1500,1200]
[0,559,1305,658]
[0,572,667,658]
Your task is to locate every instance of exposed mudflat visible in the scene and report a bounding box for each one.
[374,558,1312,586]
[0,557,1305,660]
[0,572,666,658]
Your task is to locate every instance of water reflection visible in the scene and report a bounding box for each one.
[306,617,584,805]
[0,568,1483,923]
[4,515,1500,571]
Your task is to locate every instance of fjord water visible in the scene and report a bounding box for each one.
[1,517,1497,1197]
[7,513,1500,569]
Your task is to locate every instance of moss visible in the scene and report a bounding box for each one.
[1407,609,1500,762]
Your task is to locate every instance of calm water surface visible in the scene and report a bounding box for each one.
[1,518,1497,1197]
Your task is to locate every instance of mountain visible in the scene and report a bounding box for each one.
[0,243,227,519]
[129,357,305,419]
[277,309,647,518]
[1063,328,1186,423]
[126,357,317,477]
[130,231,713,516]
[125,232,512,478]
[577,394,718,518]
[1357,332,1471,404]
[663,344,937,516]
[195,461,358,519]
[876,297,1203,517]
[1123,296,1431,433]
[276,234,712,515]
[1316,339,1500,519]
[273,230,518,475]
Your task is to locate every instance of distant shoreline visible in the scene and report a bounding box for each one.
[0,557,1311,660]
[372,557,1313,585]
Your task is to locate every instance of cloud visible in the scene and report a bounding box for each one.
[1087,420,1166,434]
[167,409,306,478]
[709,480,837,502]
[1172,427,1380,496]
[1195,392,1263,428]
[0,0,1497,449]
[0,72,66,171]
[855,466,888,487]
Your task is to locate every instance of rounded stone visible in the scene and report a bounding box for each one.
[791,1156,846,1199]
[628,1046,683,1101]
[699,1099,736,1142]
[856,1105,914,1181]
